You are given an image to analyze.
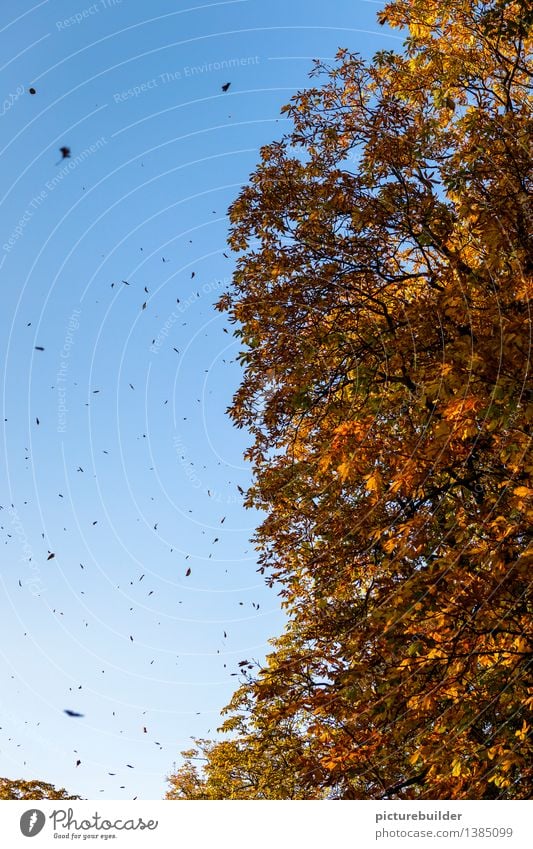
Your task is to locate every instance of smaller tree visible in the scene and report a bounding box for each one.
[166,687,328,799]
[0,777,80,800]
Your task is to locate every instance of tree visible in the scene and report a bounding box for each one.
[168,0,532,799]
[0,777,80,800]
[166,732,326,800]
[166,683,328,799]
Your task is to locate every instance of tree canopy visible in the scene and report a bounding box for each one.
[0,777,79,800]
[168,0,532,800]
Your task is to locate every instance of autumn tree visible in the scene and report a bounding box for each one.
[0,777,79,800]
[166,707,327,800]
[168,0,532,799]
[167,684,328,799]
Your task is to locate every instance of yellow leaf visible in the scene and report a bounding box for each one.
[365,471,382,493]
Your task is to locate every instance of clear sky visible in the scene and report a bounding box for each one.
[0,0,402,799]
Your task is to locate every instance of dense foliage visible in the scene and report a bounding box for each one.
[0,777,79,800]
[168,0,532,800]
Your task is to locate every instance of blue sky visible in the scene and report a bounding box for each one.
[0,0,402,799]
